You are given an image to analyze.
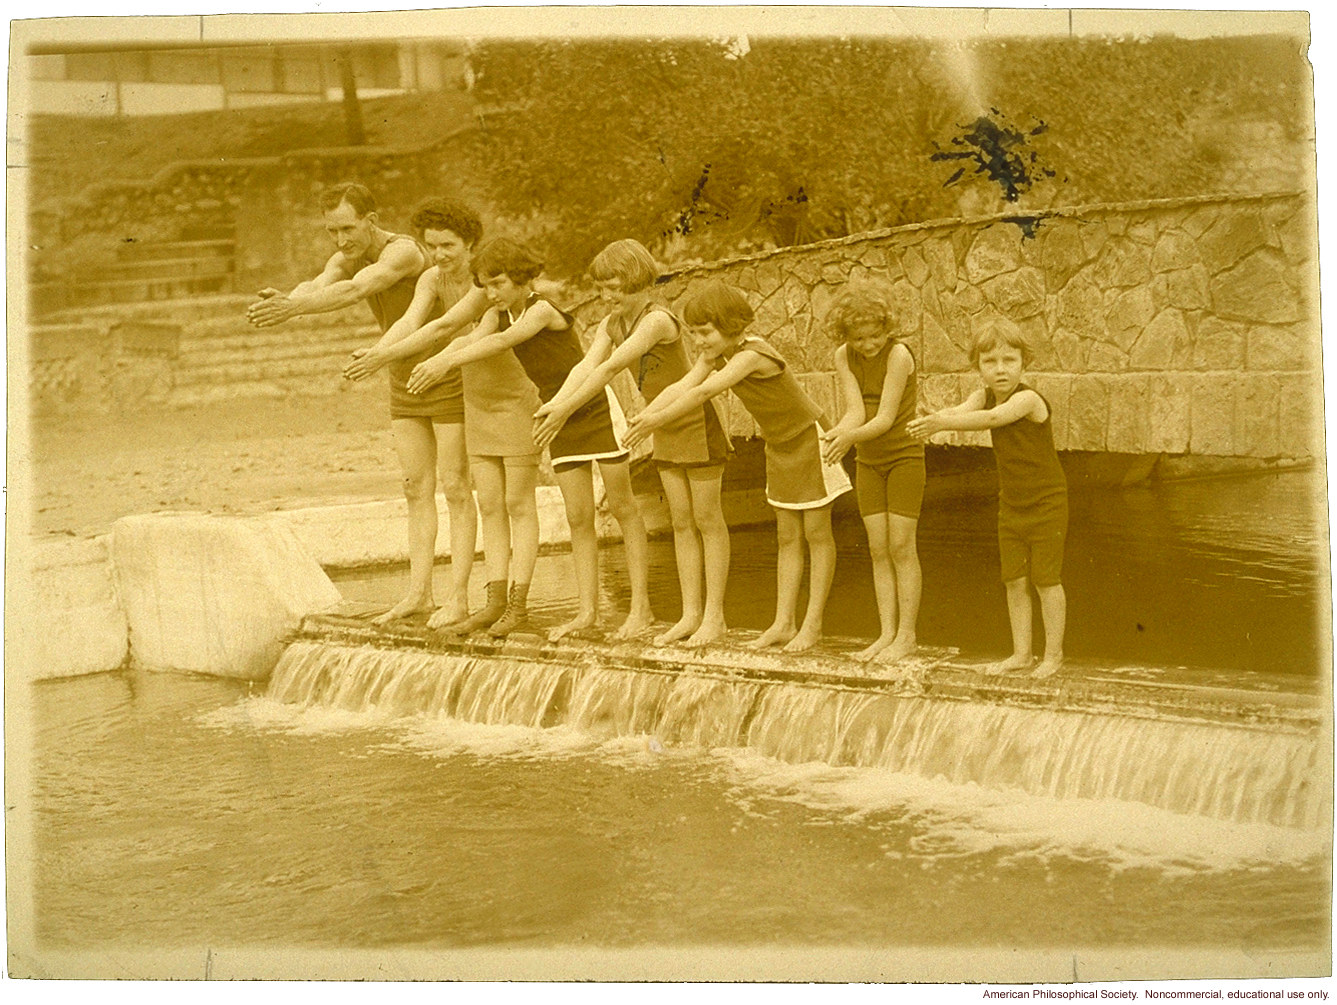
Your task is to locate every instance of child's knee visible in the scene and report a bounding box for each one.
[439,469,473,506]
[775,515,803,547]
[401,470,435,502]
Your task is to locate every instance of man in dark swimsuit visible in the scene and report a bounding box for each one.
[246,182,427,333]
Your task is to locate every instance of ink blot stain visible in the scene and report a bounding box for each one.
[932,109,1057,204]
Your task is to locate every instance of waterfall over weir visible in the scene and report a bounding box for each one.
[269,624,1330,832]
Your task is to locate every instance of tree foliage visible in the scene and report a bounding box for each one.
[458,34,1309,277]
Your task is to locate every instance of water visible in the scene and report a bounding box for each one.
[28,469,1332,950]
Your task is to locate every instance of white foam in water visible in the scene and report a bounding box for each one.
[713,749,1331,874]
[229,640,1331,872]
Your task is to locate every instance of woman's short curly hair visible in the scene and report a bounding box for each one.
[823,279,911,343]
[410,198,483,248]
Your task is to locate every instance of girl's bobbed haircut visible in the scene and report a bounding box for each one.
[824,278,910,342]
[681,281,754,339]
[470,238,545,285]
[410,198,483,249]
[969,315,1031,367]
[590,239,660,293]
[318,181,376,217]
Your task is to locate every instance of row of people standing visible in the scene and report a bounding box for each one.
[248,183,1066,677]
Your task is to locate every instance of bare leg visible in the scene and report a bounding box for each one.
[431,455,506,630]
[599,460,655,640]
[549,464,600,641]
[1031,583,1066,678]
[684,469,730,647]
[653,467,704,645]
[987,576,1035,674]
[748,508,803,649]
[785,505,836,652]
[854,512,896,661]
[874,514,921,664]
[434,422,474,625]
[375,418,439,623]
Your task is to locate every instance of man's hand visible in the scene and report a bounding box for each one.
[247,290,297,328]
[343,345,385,382]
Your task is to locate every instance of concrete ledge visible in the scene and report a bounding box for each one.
[296,606,1322,733]
[17,535,129,682]
[111,512,342,680]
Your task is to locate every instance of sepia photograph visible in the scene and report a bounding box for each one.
[5,4,1331,986]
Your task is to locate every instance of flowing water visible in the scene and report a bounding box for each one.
[28,468,1332,949]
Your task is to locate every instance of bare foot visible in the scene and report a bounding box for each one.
[783,626,822,653]
[1029,656,1063,679]
[548,612,598,642]
[652,615,702,647]
[746,623,797,650]
[372,596,434,625]
[873,635,918,665]
[427,604,469,631]
[610,609,656,642]
[852,634,896,662]
[983,654,1034,676]
[684,618,727,648]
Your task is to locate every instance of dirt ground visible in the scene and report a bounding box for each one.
[25,381,407,539]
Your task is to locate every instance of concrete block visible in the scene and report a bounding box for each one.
[1234,375,1281,458]
[1078,219,1108,260]
[1087,340,1130,372]
[1211,250,1301,324]
[981,266,1045,319]
[921,312,970,373]
[1067,375,1110,450]
[1180,204,1220,239]
[1276,205,1315,265]
[922,236,958,292]
[1147,374,1192,454]
[1163,264,1210,311]
[1130,309,1188,370]
[1028,373,1072,451]
[1039,219,1086,292]
[1018,316,1056,371]
[1049,328,1089,371]
[1198,209,1268,274]
[1105,374,1152,453]
[756,259,784,297]
[17,535,128,681]
[858,245,889,270]
[111,512,342,680]
[1192,317,1246,371]
[1246,323,1309,371]
[1189,373,1237,456]
[1054,269,1105,342]
[1093,238,1152,288]
[1126,215,1158,245]
[1103,286,1155,352]
[1277,372,1319,459]
[902,246,929,287]
[1151,229,1201,272]
[965,225,1023,283]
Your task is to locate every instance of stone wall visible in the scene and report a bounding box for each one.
[577,192,1317,460]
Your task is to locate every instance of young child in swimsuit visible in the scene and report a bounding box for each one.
[626,280,852,653]
[820,280,924,667]
[534,240,731,647]
[908,316,1068,679]
[409,239,654,642]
